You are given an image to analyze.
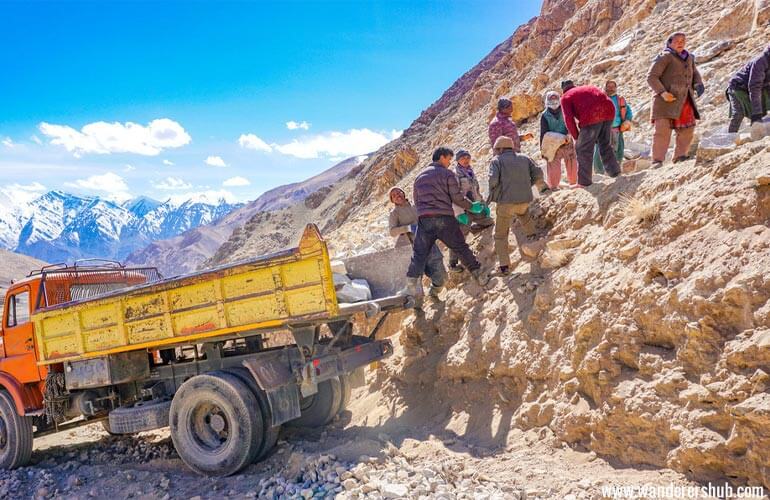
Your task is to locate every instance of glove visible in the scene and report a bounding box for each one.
[481,205,491,218]
[751,114,764,124]
[456,213,470,225]
[468,201,484,214]
[694,83,705,97]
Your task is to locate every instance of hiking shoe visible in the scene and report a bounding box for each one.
[499,265,511,276]
[470,268,490,287]
[449,264,465,273]
[673,155,689,163]
[651,160,663,169]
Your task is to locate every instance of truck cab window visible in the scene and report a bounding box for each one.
[8,291,30,327]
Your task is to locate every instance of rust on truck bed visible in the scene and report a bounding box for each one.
[33,224,339,364]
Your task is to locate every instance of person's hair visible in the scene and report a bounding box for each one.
[667,32,686,46]
[605,80,617,86]
[432,147,454,162]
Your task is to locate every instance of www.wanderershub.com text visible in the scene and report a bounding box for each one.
[601,482,766,499]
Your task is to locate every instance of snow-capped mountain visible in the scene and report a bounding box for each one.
[1,190,241,264]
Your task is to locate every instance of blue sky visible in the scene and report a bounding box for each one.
[0,0,540,205]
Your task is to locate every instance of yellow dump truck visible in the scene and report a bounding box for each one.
[0,224,409,476]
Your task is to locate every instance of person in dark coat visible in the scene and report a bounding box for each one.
[404,147,489,306]
[727,45,770,134]
[647,32,704,166]
[560,80,621,187]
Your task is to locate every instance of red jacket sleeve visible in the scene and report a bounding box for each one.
[561,94,579,140]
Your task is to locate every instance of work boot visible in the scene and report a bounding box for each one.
[401,277,424,309]
[428,284,444,300]
[470,268,490,287]
[499,265,510,276]
[449,263,465,273]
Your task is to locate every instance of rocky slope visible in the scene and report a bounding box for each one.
[205,0,770,490]
[0,249,46,291]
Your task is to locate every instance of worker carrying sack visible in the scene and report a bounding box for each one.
[541,132,570,161]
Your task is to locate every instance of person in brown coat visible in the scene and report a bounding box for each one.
[647,32,705,167]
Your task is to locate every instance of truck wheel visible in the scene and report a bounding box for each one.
[337,374,352,415]
[170,372,262,476]
[287,377,342,428]
[101,420,119,435]
[108,399,171,434]
[0,390,33,469]
[224,367,281,462]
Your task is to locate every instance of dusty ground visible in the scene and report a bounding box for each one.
[1,370,737,500]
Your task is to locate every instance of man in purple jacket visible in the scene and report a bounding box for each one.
[727,45,770,133]
[404,147,489,305]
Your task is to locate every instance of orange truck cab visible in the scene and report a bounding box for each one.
[0,274,48,415]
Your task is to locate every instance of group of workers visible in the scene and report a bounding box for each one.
[389,33,770,307]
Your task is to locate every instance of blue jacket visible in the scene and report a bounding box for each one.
[609,95,633,128]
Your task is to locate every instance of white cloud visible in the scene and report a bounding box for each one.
[167,189,237,205]
[205,155,227,167]
[238,133,272,153]
[64,172,132,202]
[30,135,43,145]
[286,120,311,131]
[222,176,250,187]
[0,182,47,205]
[123,163,135,172]
[2,137,14,148]
[38,118,191,156]
[162,159,174,166]
[152,176,193,190]
[272,128,402,160]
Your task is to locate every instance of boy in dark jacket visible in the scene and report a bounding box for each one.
[727,45,770,134]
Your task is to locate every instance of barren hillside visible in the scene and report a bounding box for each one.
[206,0,770,491]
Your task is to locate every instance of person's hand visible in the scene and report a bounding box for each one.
[468,201,484,214]
[521,132,535,141]
[540,187,553,196]
[694,83,705,97]
[661,91,676,103]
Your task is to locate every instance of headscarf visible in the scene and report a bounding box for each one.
[544,91,561,110]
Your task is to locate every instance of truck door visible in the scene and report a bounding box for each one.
[0,286,42,383]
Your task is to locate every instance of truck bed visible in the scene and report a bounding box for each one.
[33,225,339,364]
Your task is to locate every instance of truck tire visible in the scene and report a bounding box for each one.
[287,377,342,428]
[224,367,281,462]
[170,372,262,476]
[0,390,33,469]
[338,374,352,415]
[108,398,171,434]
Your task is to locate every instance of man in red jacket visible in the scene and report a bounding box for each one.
[560,80,621,186]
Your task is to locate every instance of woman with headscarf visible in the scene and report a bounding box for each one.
[539,90,578,188]
[647,32,705,167]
